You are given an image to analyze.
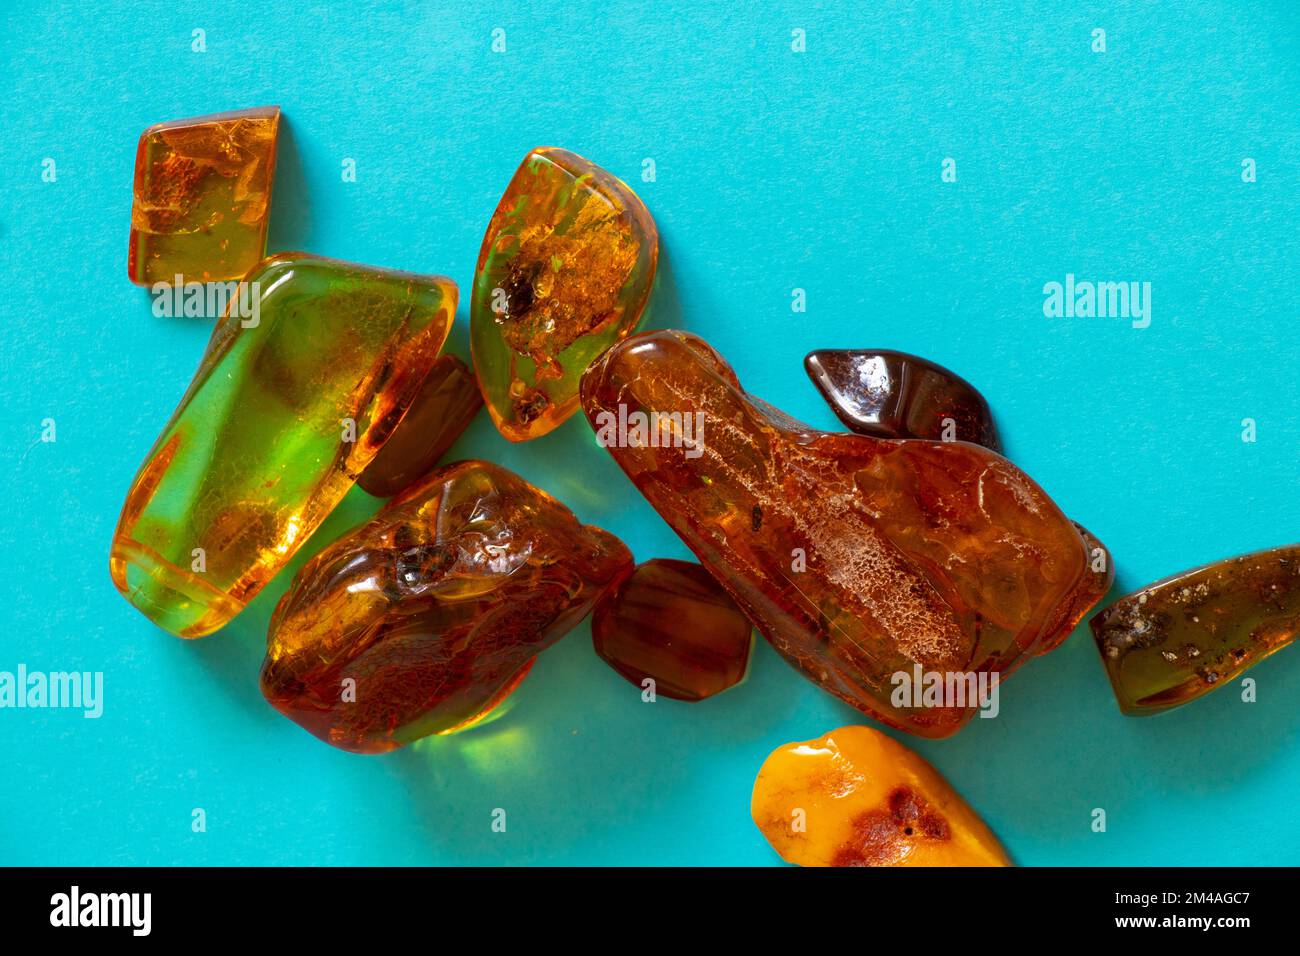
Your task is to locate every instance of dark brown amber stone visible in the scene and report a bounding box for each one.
[1090,544,1300,715]
[804,349,1001,451]
[357,354,483,498]
[591,558,754,701]
[581,330,1101,738]
[260,460,632,753]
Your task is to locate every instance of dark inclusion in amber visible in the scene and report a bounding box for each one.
[357,354,483,498]
[591,558,754,701]
[581,330,1103,738]
[804,349,1001,450]
[1090,544,1300,715]
[260,460,632,753]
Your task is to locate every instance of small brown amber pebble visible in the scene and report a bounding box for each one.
[260,460,632,753]
[582,330,1100,738]
[1090,543,1300,715]
[751,725,1010,866]
[592,558,754,701]
[357,354,483,498]
[804,349,1001,450]
[128,106,280,286]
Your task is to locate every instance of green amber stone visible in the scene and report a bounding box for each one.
[110,252,457,638]
[470,147,658,441]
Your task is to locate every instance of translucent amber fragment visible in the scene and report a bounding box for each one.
[357,354,483,498]
[110,253,456,638]
[804,347,1113,653]
[591,558,754,701]
[581,330,1100,737]
[260,460,633,753]
[471,147,658,441]
[127,106,281,286]
[751,726,1010,867]
[1090,544,1300,715]
[804,349,1001,450]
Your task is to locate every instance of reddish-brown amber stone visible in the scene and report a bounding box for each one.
[581,330,1101,738]
[805,348,1113,653]
[357,354,483,498]
[260,460,632,753]
[1090,544,1300,715]
[128,106,281,286]
[804,349,1001,450]
[591,558,754,701]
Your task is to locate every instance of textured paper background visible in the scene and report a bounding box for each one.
[1,1,1298,865]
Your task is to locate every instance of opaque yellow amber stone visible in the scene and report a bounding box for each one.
[471,147,658,441]
[127,106,281,286]
[752,726,1010,867]
[110,253,456,638]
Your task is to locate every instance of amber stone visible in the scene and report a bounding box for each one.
[128,106,280,286]
[260,460,633,753]
[591,558,754,701]
[804,349,1001,450]
[357,355,483,498]
[110,253,456,638]
[471,147,658,442]
[581,330,1101,738]
[1090,544,1300,715]
[752,725,1010,867]
[804,348,1113,653]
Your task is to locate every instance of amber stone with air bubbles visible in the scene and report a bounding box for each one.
[592,559,754,701]
[581,330,1102,738]
[260,460,632,753]
[1090,544,1300,715]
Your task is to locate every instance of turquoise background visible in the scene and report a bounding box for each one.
[2,1,1298,866]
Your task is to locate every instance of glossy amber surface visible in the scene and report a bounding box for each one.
[357,354,483,498]
[128,106,280,286]
[581,330,1099,737]
[591,558,754,701]
[110,253,456,638]
[261,460,633,753]
[751,725,1010,866]
[471,147,658,441]
[1090,544,1300,715]
[805,349,1001,450]
[805,348,1112,653]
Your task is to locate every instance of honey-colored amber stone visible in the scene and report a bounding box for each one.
[591,558,754,701]
[356,354,483,498]
[110,253,456,638]
[260,460,633,753]
[127,106,280,286]
[1090,544,1300,715]
[752,725,1010,867]
[581,330,1101,737]
[471,147,658,442]
[805,349,1001,450]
